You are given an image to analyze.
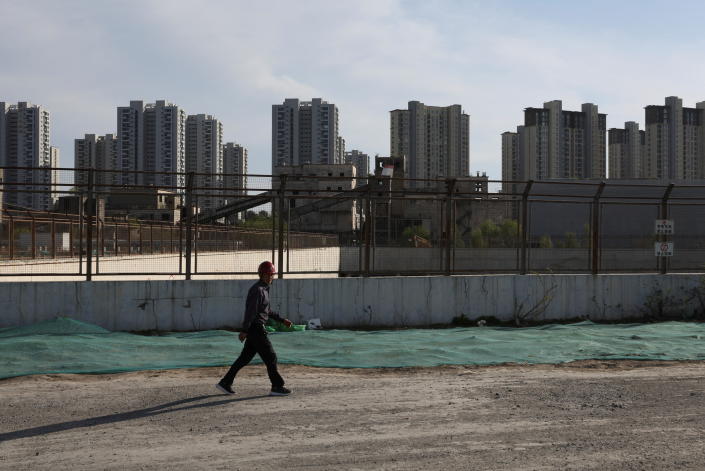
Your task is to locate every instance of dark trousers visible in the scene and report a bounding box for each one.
[221,328,284,388]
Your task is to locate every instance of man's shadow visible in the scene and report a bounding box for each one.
[0,393,270,443]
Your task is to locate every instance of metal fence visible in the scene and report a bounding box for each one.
[0,166,703,279]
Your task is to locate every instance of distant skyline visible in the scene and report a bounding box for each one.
[3,0,705,179]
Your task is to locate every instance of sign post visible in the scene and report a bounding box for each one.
[654,218,674,274]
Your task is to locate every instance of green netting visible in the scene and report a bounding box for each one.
[2,317,705,379]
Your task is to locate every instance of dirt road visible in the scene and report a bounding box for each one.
[2,361,705,470]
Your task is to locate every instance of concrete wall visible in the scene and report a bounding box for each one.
[1,274,703,331]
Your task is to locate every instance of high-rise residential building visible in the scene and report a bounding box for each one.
[116,100,144,186]
[643,96,705,180]
[608,122,645,179]
[117,100,186,188]
[223,142,248,203]
[336,136,345,165]
[389,101,470,186]
[143,100,186,188]
[74,134,97,187]
[503,100,606,181]
[96,134,118,190]
[75,133,119,191]
[272,98,343,169]
[501,131,520,193]
[344,149,369,184]
[50,146,59,205]
[0,102,7,168]
[186,114,223,210]
[0,102,56,210]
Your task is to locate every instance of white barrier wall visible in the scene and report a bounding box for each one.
[1,274,703,331]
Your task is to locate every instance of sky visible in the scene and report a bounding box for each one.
[3,0,705,180]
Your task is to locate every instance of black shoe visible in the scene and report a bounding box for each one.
[270,386,291,396]
[216,382,235,395]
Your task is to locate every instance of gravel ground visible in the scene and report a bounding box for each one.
[1,361,705,470]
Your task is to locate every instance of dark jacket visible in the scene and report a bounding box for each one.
[241,280,285,332]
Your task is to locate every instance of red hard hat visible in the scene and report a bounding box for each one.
[258,261,276,275]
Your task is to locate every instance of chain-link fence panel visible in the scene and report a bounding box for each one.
[0,214,84,278]
[668,203,705,271]
[527,200,592,273]
[0,220,9,259]
[599,202,659,272]
[453,196,519,273]
[369,196,445,275]
[191,174,275,276]
[283,189,349,274]
[92,220,183,275]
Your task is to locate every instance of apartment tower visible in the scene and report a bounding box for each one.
[501,131,520,193]
[0,102,56,210]
[272,98,343,169]
[223,142,248,204]
[344,149,370,185]
[643,96,705,180]
[186,114,223,210]
[116,101,144,186]
[76,133,123,191]
[143,100,186,188]
[74,134,97,187]
[390,101,470,186]
[608,122,645,179]
[503,100,606,181]
[117,100,186,188]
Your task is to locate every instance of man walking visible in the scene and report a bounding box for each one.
[216,261,292,396]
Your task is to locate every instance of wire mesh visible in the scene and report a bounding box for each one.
[600,202,659,272]
[453,196,520,272]
[284,189,348,274]
[92,220,184,275]
[370,197,445,274]
[668,203,705,271]
[527,200,592,273]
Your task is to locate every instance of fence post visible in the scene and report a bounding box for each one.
[126,220,131,257]
[79,201,84,274]
[194,213,199,274]
[520,180,533,274]
[364,180,373,276]
[95,204,102,275]
[591,182,606,275]
[178,220,183,274]
[445,178,456,275]
[69,220,74,258]
[278,174,287,279]
[85,168,95,280]
[30,214,36,259]
[660,183,674,275]
[99,219,105,257]
[287,201,291,273]
[9,214,14,260]
[51,215,56,259]
[184,172,194,280]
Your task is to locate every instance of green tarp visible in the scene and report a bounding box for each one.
[1,317,705,379]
